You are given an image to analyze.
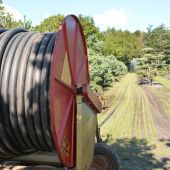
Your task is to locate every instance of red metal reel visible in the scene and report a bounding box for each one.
[50,15,90,168]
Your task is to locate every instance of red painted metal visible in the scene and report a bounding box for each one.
[82,85,102,113]
[50,15,101,168]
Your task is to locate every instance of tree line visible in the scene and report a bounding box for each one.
[0,0,170,92]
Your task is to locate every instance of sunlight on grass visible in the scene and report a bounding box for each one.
[153,76,170,116]
[154,76,170,90]
[98,73,170,170]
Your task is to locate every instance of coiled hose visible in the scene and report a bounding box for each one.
[0,28,56,159]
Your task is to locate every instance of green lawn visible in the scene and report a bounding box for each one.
[154,76,170,116]
[98,73,170,170]
[154,76,170,90]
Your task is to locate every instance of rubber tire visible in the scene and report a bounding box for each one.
[90,143,120,170]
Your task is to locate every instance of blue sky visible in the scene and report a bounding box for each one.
[3,0,170,32]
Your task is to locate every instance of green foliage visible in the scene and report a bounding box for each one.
[35,14,64,32]
[0,0,18,28]
[89,53,127,92]
[164,32,170,63]
[105,55,127,76]
[145,24,168,53]
[0,0,7,27]
[87,31,128,93]
[103,29,141,65]
[86,27,128,93]
[78,15,103,42]
[86,34,104,54]
[144,24,170,69]
[89,54,113,92]
[136,24,170,78]
[18,15,33,30]
[34,14,103,47]
[0,0,33,29]
[136,47,168,77]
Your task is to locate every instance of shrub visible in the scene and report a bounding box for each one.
[89,54,127,92]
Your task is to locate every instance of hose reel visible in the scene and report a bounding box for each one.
[0,15,102,169]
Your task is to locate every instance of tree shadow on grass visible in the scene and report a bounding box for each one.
[159,139,170,147]
[110,138,169,170]
[165,139,170,147]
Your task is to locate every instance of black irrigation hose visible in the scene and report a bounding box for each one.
[0,28,26,67]
[99,80,130,127]
[17,33,39,149]
[0,32,6,40]
[24,33,45,150]
[0,29,56,160]
[32,33,53,149]
[0,32,26,156]
[1,33,27,149]
[40,33,56,149]
[9,32,35,149]
[0,28,7,34]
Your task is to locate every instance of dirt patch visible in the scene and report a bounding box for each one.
[142,85,170,140]
[151,84,163,88]
[140,83,162,88]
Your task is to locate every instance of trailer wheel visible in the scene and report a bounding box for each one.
[90,143,120,170]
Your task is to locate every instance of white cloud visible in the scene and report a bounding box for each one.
[93,8,130,31]
[4,4,23,21]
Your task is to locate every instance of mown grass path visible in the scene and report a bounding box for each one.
[98,73,170,170]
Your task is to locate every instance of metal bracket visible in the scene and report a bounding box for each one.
[96,122,103,143]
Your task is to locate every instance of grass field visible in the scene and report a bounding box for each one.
[98,73,170,170]
[153,76,170,116]
[154,76,170,90]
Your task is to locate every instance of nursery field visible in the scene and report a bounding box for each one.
[98,73,170,170]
